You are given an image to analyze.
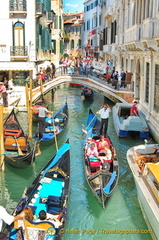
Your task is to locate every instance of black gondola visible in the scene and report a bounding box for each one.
[81,86,94,100]
[83,109,119,208]
[3,139,70,240]
[3,109,36,168]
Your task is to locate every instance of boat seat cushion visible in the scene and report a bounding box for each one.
[89,161,101,167]
[4,129,22,138]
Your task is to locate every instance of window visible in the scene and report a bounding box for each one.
[78,39,81,48]
[145,62,150,103]
[154,64,159,112]
[71,40,74,49]
[13,21,24,46]
[87,20,90,30]
[52,40,56,54]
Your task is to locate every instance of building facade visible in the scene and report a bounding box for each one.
[0,0,53,84]
[63,11,84,58]
[83,0,102,59]
[100,0,159,142]
[51,0,64,66]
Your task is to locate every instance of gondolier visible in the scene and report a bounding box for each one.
[36,102,53,137]
[96,104,111,137]
[0,206,25,231]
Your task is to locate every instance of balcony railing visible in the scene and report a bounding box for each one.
[36,2,44,17]
[46,12,54,23]
[9,0,27,12]
[10,46,28,59]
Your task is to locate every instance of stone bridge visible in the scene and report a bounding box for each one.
[32,75,134,104]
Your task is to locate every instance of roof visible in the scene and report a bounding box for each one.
[63,12,83,16]
[147,163,159,184]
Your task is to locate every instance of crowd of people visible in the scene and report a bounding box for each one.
[0,205,63,239]
[85,135,112,167]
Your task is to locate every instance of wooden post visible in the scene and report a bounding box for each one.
[25,84,29,115]
[40,76,43,95]
[28,79,33,138]
[0,105,4,171]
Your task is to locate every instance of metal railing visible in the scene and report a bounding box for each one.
[10,46,28,56]
[32,66,133,92]
[36,2,44,15]
[9,0,27,11]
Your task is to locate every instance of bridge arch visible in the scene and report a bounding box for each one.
[32,75,134,104]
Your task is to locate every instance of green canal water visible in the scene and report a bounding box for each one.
[0,84,152,240]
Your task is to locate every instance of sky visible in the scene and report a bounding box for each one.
[63,0,84,13]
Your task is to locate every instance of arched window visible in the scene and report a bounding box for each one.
[13,21,24,46]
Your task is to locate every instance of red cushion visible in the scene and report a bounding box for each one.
[89,161,101,167]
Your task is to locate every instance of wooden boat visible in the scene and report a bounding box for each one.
[112,102,149,138]
[35,102,68,145]
[83,109,119,208]
[81,86,94,100]
[3,139,70,240]
[3,108,36,168]
[127,143,159,240]
[69,82,82,87]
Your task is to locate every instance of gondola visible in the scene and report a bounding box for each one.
[3,108,37,168]
[3,139,70,240]
[81,86,94,100]
[34,102,68,145]
[83,109,119,208]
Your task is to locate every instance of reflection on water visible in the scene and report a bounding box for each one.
[1,84,152,240]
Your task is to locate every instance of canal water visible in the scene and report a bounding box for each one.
[0,84,153,240]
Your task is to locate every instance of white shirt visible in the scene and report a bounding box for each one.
[0,206,14,231]
[99,108,111,119]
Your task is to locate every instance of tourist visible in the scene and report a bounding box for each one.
[86,142,99,158]
[0,82,8,107]
[97,135,110,154]
[130,101,138,116]
[120,69,126,88]
[8,78,14,90]
[37,210,62,228]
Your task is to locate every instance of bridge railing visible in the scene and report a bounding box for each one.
[32,65,133,92]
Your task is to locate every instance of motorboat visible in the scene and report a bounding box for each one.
[112,102,149,138]
[127,143,159,240]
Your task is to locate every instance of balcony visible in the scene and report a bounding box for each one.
[104,5,113,19]
[124,24,145,51]
[141,18,158,51]
[10,46,28,61]
[9,0,27,17]
[36,2,44,17]
[103,45,112,54]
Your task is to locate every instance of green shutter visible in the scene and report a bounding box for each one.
[54,15,58,29]
[60,40,64,54]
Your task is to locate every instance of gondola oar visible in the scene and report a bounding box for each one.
[14,138,23,155]
[79,114,97,140]
[52,117,58,151]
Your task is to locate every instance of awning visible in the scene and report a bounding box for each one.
[0,62,35,71]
